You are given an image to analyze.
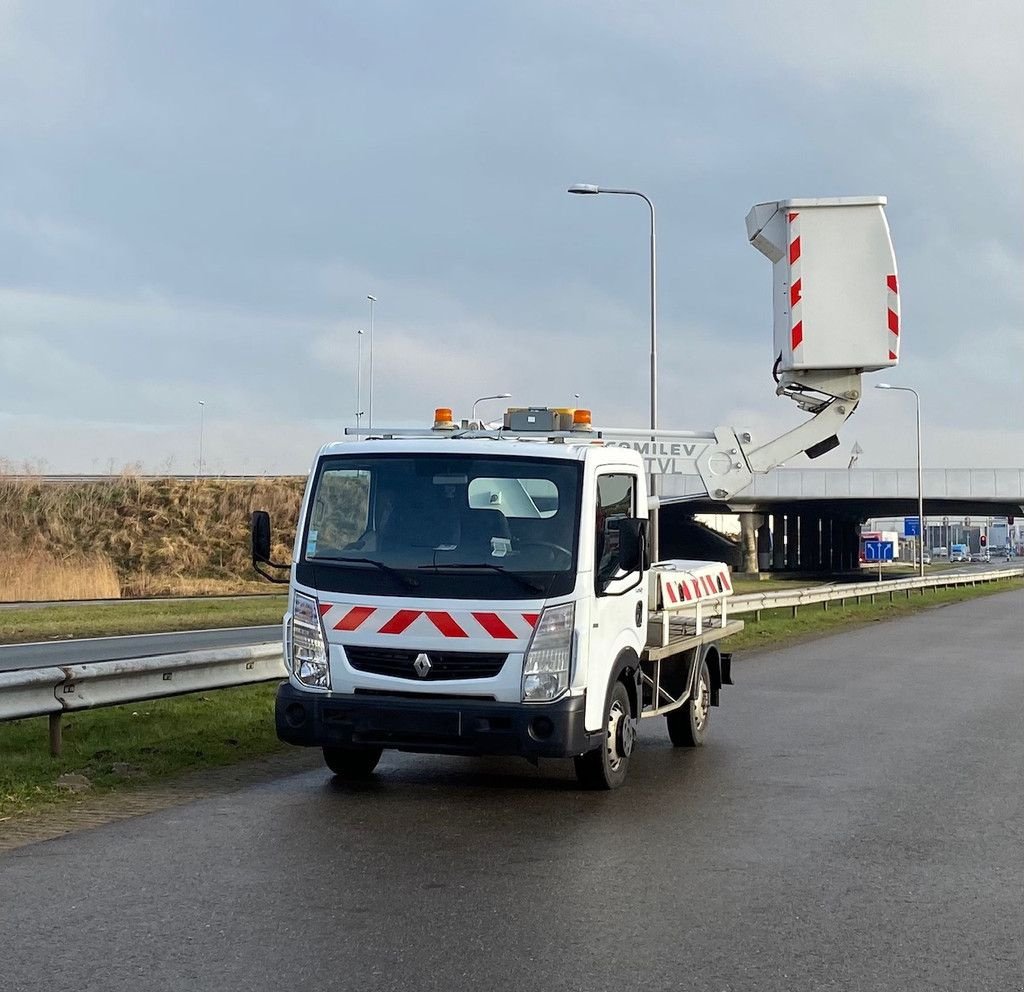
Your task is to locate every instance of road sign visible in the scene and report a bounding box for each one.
[904,516,920,536]
[864,540,894,561]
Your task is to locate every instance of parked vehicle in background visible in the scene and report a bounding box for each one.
[970,551,991,563]
[922,553,931,565]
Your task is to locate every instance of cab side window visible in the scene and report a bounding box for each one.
[595,474,636,590]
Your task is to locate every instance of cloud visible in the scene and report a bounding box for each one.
[0,1,1019,475]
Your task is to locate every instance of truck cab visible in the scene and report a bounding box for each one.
[254,414,739,789]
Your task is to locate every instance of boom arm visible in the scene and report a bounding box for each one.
[606,195,898,504]
[603,368,862,503]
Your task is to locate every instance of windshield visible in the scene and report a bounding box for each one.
[298,452,582,600]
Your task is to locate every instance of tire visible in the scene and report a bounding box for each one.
[574,680,636,790]
[666,657,711,747]
[322,745,383,779]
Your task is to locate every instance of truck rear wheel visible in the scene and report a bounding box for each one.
[322,745,383,779]
[666,657,710,747]
[574,680,635,790]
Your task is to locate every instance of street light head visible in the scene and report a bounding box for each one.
[367,295,377,302]
[568,184,600,194]
[357,328,364,335]
[874,383,892,390]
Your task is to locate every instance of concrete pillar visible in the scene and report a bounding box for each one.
[772,513,786,571]
[757,519,772,572]
[786,513,800,570]
[821,516,834,572]
[841,520,859,571]
[798,515,816,571]
[739,513,761,573]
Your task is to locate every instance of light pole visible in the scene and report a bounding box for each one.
[568,182,659,559]
[356,329,365,433]
[197,400,205,479]
[367,295,377,432]
[876,384,925,577]
[472,392,512,427]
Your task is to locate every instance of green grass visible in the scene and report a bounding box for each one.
[0,596,288,644]
[727,576,1024,654]
[1,578,1021,821]
[0,683,284,820]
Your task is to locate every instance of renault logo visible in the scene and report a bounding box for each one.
[413,653,432,678]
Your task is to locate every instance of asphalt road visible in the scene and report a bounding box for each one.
[0,625,281,673]
[3,589,1023,991]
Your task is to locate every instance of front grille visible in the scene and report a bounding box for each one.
[345,646,508,681]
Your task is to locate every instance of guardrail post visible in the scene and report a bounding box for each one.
[791,605,798,618]
[48,712,63,757]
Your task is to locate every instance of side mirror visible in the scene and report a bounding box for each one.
[617,518,650,574]
[251,510,272,564]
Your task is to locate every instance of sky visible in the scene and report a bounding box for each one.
[0,0,1021,476]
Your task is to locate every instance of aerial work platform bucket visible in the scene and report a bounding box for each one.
[746,197,900,374]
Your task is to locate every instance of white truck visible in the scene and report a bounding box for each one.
[252,195,901,788]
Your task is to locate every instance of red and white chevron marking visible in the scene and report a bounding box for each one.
[318,603,540,641]
[788,211,804,363]
[886,273,899,361]
[659,567,732,608]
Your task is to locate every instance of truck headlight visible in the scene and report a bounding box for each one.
[290,592,331,690]
[522,603,574,702]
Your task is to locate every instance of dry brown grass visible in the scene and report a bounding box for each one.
[0,549,121,601]
[0,474,305,600]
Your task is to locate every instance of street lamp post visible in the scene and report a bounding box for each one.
[356,329,365,433]
[876,384,925,577]
[197,400,205,479]
[568,183,659,559]
[367,295,377,432]
[471,393,512,427]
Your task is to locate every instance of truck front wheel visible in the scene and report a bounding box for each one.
[322,745,383,779]
[574,680,635,790]
[666,657,710,747]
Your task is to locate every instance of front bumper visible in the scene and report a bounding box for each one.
[275,681,595,759]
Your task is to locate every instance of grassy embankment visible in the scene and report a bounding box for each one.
[0,597,288,645]
[2,576,1021,820]
[0,473,305,601]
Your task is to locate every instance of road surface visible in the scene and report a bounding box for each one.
[0,625,281,673]
[2,589,1022,991]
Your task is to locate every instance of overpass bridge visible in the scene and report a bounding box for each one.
[658,468,1024,573]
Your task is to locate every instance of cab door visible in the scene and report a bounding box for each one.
[589,471,647,685]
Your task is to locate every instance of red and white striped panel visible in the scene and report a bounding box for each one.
[319,603,539,642]
[788,211,804,364]
[653,562,732,612]
[886,273,899,361]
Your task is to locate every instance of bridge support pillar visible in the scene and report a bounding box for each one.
[786,514,800,570]
[822,517,835,572]
[739,513,761,573]
[835,520,857,571]
[801,515,825,571]
[772,513,786,571]
[757,519,772,571]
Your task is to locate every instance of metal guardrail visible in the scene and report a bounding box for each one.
[2,568,1020,756]
[728,566,1024,617]
[1,643,285,755]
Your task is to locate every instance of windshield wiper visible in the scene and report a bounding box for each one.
[313,555,420,589]
[417,562,546,594]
